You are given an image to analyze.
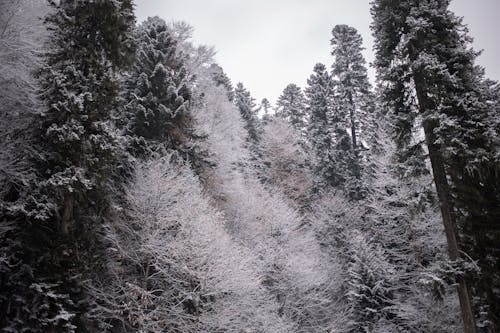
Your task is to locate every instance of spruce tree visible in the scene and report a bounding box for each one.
[209,63,234,101]
[305,63,338,189]
[36,0,135,233]
[234,82,260,143]
[260,98,273,122]
[260,98,272,115]
[330,24,372,199]
[124,16,192,156]
[346,232,393,333]
[372,0,500,331]
[276,83,307,133]
[3,0,136,330]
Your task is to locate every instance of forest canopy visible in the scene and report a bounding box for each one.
[0,1,499,332]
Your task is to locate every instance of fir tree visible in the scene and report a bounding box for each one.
[346,232,393,333]
[124,16,192,156]
[276,83,307,133]
[330,24,373,199]
[372,0,500,331]
[234,82,260,143]
[2,0,136,330]
[36,0,135,233]
[305,63,338,190]
[260,98,272,115]
[260,98,273,123]
[209,63,234,101]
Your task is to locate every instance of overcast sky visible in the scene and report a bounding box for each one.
[135,0,500,105]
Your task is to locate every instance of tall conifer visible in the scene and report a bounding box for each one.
[372,0,500,331]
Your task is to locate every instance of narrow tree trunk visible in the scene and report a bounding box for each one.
[422,119,477,333]
[413,72,477,333]
[61,192,73,235]
[348,97,358,154]
[348,93,361,180]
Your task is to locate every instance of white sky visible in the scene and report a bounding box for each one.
[135,0,500,105]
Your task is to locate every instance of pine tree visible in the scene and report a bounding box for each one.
[372,0,500,331]
[124,16,192,156]
[276,83,307,133]
[330,24,373,199]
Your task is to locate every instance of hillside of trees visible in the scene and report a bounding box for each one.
[0,1,499,332]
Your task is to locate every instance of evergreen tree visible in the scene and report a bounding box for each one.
[209,63,234,101]
[330,24,373,199]
[305,63,338,190]
[260,98,272,115]
[372,0,500,331]
[234,82,260,143]
[346,232,393,333]
[1,0,136,331]
[365,112,462,331]
[124,16,192,156]
[260,98,273,122]
[36,0,135,232]
[276,83,307,132]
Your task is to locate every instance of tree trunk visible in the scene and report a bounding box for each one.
[413,71,477,333]
[61,192,73,235]
[348,93,361,180]
[422,119,477,333]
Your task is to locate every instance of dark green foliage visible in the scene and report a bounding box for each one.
[276,83,307,132]
[124,16,192,156]
[306,62,358,195]
[372,0,500,330]
[209,63,234,101]
[330,25,373,199]
[34,0,135,223]
[305,63,338,190]
[260,98,272,114]
[346,233,393,333]
[0,0,136,331]
[0,223,92,332]
[370,0,428,178]
[234,82,261,144]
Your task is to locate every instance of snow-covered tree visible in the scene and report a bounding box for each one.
[234,82,260,143]
[305,63,339,190]
[124,16,192,156]
[88,155,293,332]
[345,231,393,333]
[208,63,234,101]
[366,114,461,332]
[0,0,47,218]
[276,83,307,133]
[1,2,498,332]
[260,97,273,121]
[372,1,500,331]
[260,117,313,204]
[261,98,272,114]
[34,0,135,232]
[191,60,344,332]
[3,0,136,330]
[331,24,374,199]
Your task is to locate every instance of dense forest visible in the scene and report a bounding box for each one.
[0,0,499,332]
